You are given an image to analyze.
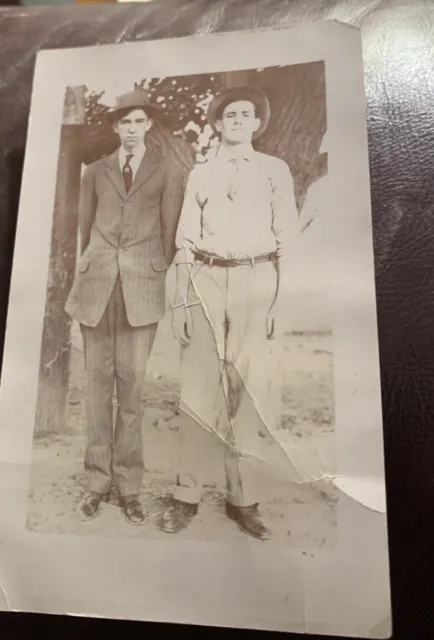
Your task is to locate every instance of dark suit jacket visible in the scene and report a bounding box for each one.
[65,147,185,327]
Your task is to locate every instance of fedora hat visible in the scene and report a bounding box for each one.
[207,86,270,140]
[108,89,163,121]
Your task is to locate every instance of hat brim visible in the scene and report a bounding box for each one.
[207,86,270,140]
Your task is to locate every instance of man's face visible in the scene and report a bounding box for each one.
[113,108,153,151]
[215,100,260,144]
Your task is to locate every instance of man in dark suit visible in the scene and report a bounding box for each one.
[65,90,185,524]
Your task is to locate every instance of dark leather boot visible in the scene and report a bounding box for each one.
[120,496,146,525]
[80,491,109,520]
[160,499,198,533]
[225,501,270,540]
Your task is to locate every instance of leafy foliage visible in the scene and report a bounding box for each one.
[84,89,109,127]
[82,74,222,165]
[135,74,221,149]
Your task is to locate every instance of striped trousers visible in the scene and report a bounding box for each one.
[80,277,157,498]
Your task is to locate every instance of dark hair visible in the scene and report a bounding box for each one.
[215,97,258,122]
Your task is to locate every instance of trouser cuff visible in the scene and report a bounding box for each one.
[173,485,202,505]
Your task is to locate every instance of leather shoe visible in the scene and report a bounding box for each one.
[120,496,146,525]
[80,491,108,520]
[225,501,270,540]
[160,499,198,533]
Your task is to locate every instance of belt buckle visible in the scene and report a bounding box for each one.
[250,255,255,268]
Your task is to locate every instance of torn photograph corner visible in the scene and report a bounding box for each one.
[0,21,391,639]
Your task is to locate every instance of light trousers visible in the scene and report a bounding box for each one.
[174,260,281,507]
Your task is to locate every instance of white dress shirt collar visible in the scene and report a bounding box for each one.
[215,142,255,163]
[118,142,146,169]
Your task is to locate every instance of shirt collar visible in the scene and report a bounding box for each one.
[215,143,255,163]
[119,142,146,164]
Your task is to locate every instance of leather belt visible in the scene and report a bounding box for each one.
[193,251,277,268]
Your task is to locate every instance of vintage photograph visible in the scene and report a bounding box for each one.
[0,25,391,636]
[26,61,336,545]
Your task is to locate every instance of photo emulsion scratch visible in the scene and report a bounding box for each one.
[0,23,391,638]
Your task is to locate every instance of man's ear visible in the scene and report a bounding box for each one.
[252,117,261,134]
[147,118,154,131]
[112,121,119,135]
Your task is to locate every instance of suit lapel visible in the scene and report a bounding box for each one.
[104,150,126,199]
[103,147,159,200]
[128,149,159,199]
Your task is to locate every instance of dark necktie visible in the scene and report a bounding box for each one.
[122,154,133,192]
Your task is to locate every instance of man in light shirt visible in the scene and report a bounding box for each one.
[160,86,298,539]
[66,91,185,524]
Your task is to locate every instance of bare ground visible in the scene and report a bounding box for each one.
[27,322,337,548]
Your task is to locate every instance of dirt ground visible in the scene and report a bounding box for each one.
[27,315,337,548]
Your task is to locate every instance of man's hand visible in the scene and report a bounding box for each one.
[171,303,193,347]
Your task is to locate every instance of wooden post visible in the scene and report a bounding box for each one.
[35,86,86,435]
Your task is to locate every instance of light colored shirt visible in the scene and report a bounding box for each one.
[174,144,298,265]
[118,143,146,180]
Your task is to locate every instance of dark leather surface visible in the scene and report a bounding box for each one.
[0,1,433,638]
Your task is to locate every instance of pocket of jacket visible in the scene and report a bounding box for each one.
[151,256,169,273]
[78,254,91,273]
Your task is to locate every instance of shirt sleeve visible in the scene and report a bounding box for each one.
[271,159,298,261]
[173,166,203,266]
